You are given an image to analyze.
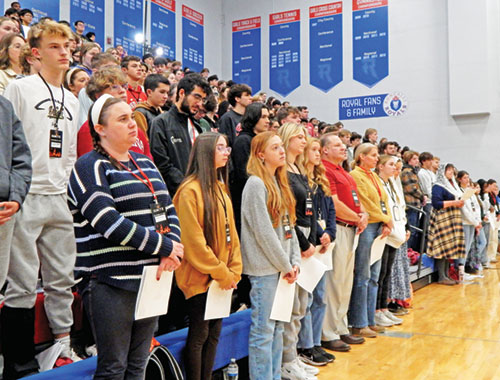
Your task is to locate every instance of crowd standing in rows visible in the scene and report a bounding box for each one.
[0,3,499,380]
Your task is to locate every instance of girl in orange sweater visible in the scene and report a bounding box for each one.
[173,132,242,380]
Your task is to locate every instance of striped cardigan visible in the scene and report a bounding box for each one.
[68,150,181,292]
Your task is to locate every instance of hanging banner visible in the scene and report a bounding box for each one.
[309,2,343,92]
[182,5,204,72]
[339,92,408,120]
[114,0,144,57]
[232,16,261,93]
[21,0,59,23]
[352,0,389,88]
[151,0,176,59]
[269,9,300,97]
[70,0,105,48]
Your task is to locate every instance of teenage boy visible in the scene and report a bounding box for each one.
[1,20,79,378]
[74,20,86,40]
[217,83,252,147]
[276,106,301,126]
[134,73,170,138]
[121,55,147,108]
[150,73,211,194]
[19,8,32,36]
[153,57,168,74]
[321,133,369,349]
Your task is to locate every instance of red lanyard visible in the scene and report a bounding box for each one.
[117,154,158,203]
[360,167,382,198]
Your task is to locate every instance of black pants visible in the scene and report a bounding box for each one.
[184,292,223,380]
[83,280,158,380]
[377,245,397,310]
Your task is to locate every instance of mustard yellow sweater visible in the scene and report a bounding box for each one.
[350,166,392,225]
[173,179,242,299]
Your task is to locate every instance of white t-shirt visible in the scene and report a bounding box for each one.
[4,74,79,194]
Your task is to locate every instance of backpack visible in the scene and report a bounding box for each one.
[145,345,184,380]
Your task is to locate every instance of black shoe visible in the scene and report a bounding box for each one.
[298,348,329,366]
[313,346,335,363]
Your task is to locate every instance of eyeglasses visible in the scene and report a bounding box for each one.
[109,83,128,91]
[216,145,231,154]
[190,93,206,102]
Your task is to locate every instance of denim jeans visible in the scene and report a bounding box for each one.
[476,228,488,266]
[457,225,475,266]
[248,274,284,380]
[348,222,382,328]
[83,280,158,380]
[407,209,421,251]
[297,273,326,348]
[480,223,490,265]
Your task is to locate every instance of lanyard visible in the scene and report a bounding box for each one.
[39,73,65,130]
[380,177,396,203]
[116,153,158,203]
[128,85,142,104]
[360,167,382,198]
[188,118,197,144]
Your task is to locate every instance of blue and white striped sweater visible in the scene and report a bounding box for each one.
[68,150,181,292]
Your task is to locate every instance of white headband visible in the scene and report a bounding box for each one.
[91,94,114,126]
[65,68,77,86]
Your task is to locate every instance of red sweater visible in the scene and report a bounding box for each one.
[77,120,152,159]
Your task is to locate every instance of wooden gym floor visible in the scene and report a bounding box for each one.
[318,264,500,380]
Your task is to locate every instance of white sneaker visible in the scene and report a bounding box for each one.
[382,310,403,325]
[282,359,308,380]
[375,311,394,327]
[297,357,320,376]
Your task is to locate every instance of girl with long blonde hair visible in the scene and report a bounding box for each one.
[278,123,321,378]
[297,137,337,366]
[240,131,300,380]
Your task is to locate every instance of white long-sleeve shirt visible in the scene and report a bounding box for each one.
[4,74,79,195]
[418,168,435,198]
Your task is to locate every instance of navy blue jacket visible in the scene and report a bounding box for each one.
[314,186,336,243]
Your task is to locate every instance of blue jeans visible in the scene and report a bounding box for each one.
[348,222,382,328]
[248,274,284,380]
[457,225,475,266]
[476,228,488,266]
[83,280,158,380]
[480,223,490,265]
[297,273,326,348]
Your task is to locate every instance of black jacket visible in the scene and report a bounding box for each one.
[149,105,202,195]
[230,129,256,233]
[217,109,243,147]
[134,102,163,139]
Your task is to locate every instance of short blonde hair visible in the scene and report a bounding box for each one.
[28,19,72,49]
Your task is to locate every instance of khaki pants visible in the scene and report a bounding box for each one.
[322,225,356,341]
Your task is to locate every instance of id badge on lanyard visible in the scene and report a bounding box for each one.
[283,215,292,240]
[305,191,313,216]
[150,202,171,234]
[380,200,388,215]
[49,129,63,158]
[352,190,361,207]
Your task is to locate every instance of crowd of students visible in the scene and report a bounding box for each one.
[0,3,499,380]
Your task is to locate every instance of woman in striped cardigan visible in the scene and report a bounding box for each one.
[68,95,184,379]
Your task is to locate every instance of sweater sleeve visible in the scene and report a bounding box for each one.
[68,158,174,257]
[295,225,312,252]
[242,177,294,274]
[431,185,446,210]
[8,104,31,205]
[174,186,234,287]
[325,196,336,241]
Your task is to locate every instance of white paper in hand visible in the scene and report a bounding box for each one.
[35,341,62,372]
[204,281,234,320]
[313,242,335,270]
[135,266,174,320]
[297,256,328,293]
[270,273,295,322]
[370,235,387,265]
[460,188,476,201]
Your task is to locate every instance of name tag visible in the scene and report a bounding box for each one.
[380,200,388,215]
[283,215,292,240]
[150,202,170,234]
[49,129,62,158]
[352,190,360,207]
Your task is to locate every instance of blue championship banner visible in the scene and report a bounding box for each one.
[269,9,300,97]
[114,0,144,56]
[151,0,176,59]
[339,92,407,120]
[232,16,261,93]
[21,0,59,23]
[352,0,389,88]
[182,5,204,72]
[70,0,105,48]
[309,2,343,92]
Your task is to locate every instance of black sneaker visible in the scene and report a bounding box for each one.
[298,348,329,366]
[313,346,335,363]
